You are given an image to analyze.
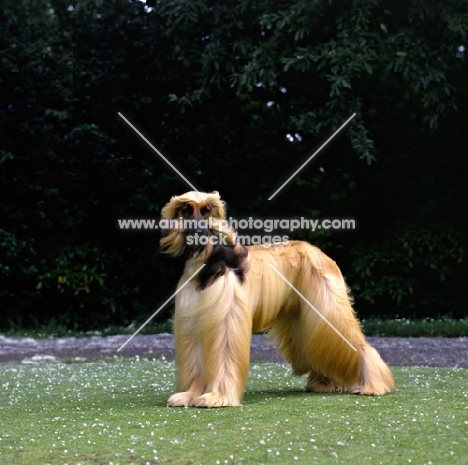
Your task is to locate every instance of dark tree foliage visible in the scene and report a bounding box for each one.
[1,0,467,330]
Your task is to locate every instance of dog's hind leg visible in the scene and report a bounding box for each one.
[269,309,352,393]
[194,273,252,408]
[296,265,394,395]
[267,312,310,376]
[306,370,346,393]
[293,268,365,391]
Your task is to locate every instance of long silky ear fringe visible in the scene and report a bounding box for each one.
[209,218,237,246]
[160,229,186,257]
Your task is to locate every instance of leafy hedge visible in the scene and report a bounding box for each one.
[1,0,467,330]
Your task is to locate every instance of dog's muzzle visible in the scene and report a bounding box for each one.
[185,225,208,239]
[187,227,206,236]
[185,228,209,249]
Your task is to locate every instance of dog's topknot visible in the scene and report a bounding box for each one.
[161,191,226,221]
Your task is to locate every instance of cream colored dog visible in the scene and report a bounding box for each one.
[161,191,395,407]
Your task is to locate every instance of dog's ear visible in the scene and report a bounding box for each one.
[203,191,227,220]
[161,196,185,220]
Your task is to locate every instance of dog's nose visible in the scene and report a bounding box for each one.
[188,227,206,235]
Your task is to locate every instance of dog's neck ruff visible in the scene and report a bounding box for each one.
[191,244,249,291]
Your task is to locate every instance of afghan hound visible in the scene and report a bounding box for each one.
[160,191,395,407]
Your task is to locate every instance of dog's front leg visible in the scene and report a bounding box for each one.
[194,274,252,408]
[167,328,205,407]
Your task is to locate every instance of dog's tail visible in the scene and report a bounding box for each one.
[352,344,395,395]
[310,251,395,395]
[313,272,395,395]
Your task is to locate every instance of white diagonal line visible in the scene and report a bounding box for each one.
[117,264,206,352]
[268,113,356,200]
[118,112,203,196]
[268,264,357,351]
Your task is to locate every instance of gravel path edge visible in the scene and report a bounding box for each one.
[1,334,467,368]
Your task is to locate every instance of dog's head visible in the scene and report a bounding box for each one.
[160,191,235,257]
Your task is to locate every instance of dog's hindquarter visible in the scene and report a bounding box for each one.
[245,242,359,373]
[244,241,394,394]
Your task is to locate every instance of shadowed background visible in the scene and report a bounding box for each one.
[1,0,467,331]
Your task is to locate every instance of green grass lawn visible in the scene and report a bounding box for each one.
[1,358,467,464]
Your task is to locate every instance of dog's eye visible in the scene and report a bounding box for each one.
[200,206,211,216]
[182,204,193,215]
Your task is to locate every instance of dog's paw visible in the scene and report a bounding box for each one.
[351,385,393,396]
[167,392,196,407]
[194,392,240,408]
[306,377,346,393]
[351,387,376,396]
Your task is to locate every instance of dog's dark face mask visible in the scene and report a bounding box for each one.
[179,201,212,254]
